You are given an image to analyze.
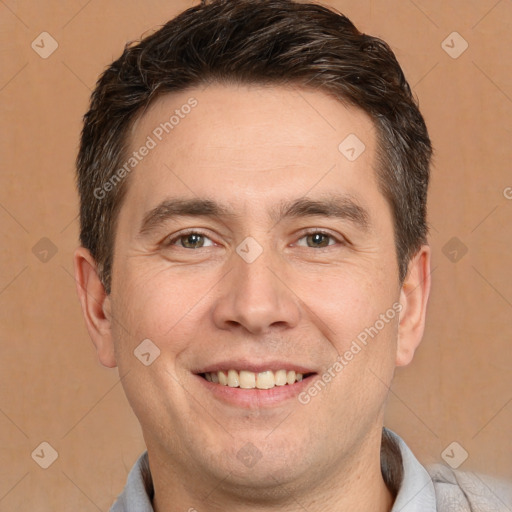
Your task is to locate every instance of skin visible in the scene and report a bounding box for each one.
[74,83,431,512]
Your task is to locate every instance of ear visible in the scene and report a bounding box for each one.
[396,245,431,367]
[73,246,117,368]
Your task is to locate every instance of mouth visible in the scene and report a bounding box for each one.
[193,360,318,408]
[199,369,316,390]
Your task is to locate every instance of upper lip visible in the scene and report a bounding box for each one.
[193,359,318,375]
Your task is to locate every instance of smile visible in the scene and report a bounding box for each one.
[201,369,314,389]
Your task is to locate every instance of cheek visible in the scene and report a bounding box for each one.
[110,263,215,358]
[306,271,399,414]
[294,265,397,350]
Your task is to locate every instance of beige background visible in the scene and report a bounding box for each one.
[1,0,511,510]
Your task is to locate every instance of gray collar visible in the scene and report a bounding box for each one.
[385,429,437,511]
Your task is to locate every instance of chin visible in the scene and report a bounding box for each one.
[206,459,307,504]
[203,436,313,491]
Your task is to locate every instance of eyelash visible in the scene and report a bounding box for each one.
[164,229,346,249]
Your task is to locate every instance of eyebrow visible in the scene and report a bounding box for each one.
[138,194,371,236]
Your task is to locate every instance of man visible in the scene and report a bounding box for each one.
[73,1,511,510]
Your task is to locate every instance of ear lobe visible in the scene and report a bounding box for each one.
[73,246,117,368]
[396,245,431,367]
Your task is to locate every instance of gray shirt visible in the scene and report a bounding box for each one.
[110,428,511,511]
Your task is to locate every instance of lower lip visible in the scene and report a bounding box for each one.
[195,374,316,408]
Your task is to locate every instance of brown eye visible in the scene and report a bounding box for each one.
[180,233,205,248]
[306,233,331,248]
[297,231,340,248]
[166,231,215,249]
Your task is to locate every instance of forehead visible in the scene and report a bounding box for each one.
[122,83,386,225]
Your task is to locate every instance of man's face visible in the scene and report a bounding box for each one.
[106,84,405,488]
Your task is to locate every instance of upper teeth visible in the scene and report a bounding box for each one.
[204,369,304,389]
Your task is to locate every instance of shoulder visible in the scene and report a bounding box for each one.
[426,463,512,511]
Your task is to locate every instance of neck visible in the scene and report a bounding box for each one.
[148,428,397,512]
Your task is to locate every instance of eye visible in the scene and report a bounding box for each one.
[165,230,215,249]
[296,230,343,248]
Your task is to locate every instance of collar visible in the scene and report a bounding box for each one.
[385,429,437,511]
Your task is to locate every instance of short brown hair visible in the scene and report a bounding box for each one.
[77,0,432,294]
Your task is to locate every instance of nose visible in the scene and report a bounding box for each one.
[212,245,301,335]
